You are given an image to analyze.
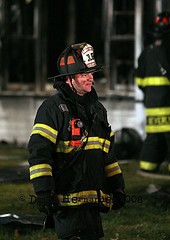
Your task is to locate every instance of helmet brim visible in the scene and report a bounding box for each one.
[48,65,107,81]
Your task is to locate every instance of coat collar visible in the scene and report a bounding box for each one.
[57,81,98,107]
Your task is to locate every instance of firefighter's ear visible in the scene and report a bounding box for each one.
[66,76,70,83]
[66,77,72,87]
[66,76,74,85]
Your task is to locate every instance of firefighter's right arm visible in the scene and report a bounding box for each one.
[28,130,56,214]
[27,101,60,214]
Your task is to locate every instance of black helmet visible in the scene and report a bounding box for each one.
[148,11,170,38]
[49,42,103,80]
[155,11,170,25]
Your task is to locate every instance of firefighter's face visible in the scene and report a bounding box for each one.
[71,73,94,96]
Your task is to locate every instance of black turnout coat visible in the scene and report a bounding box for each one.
[28,82,125,212]
[135,42,170,134]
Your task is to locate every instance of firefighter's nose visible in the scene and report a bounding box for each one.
[88,73,94,80]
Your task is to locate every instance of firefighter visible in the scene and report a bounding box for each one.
[28,42,125,240]
[135,12,170,173]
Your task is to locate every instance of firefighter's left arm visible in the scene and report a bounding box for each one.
[134,49,148,93]
[100,103,125,209]
[105,131,126,210]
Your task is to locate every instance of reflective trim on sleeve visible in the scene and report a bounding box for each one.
[110,131,114,137]
[140,161,158,171]
[136,76,170,87]
[105,162,122,177]
[31,123,58,143]
[29,163,52,180]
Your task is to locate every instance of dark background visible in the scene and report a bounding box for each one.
[47,1,103,78]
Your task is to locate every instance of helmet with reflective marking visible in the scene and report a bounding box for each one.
[148,11,170,38]
[49,42,103,80]
[155,11,170,25]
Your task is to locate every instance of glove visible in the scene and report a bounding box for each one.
[111,190,126,210]
[36,191,54,215]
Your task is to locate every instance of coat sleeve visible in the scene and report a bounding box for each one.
[27,99,62,193]
[105,133,125,192]
[135,48,148,93]
[102,107,125,192]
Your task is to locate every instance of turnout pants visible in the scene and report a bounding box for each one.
[139,132,170,172]
[53,206,104,240]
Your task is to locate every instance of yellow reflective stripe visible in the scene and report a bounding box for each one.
[85,137,110,153]
[56,140,74,153]
[168,164,170,172]
[29,164,52,180]
[105,162,122,177]
[57,190,98,206]
[110,131,114,137]
[145,125,170,133]
[56,190,111,208]
[146,108,170,133]
[136,76,170,87]
[56,137,110,153]
[146,107,170,116]
[140,161,158,171]
[31,123,58,143]
[135,77,142,86]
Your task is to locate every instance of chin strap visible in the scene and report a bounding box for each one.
[70,77,77,94]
